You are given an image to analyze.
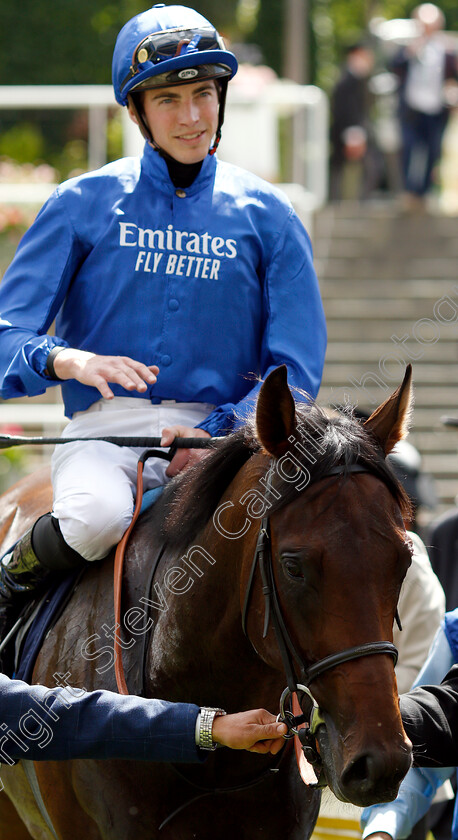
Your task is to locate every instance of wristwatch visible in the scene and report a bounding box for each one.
[196,707,226,750]
[45,346,67,380]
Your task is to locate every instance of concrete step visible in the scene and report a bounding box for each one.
[321,279,458,299]
[433,479,457,506]
[401,408,455,430]
[323,297,458,319]
[314,201,458,509]
[315,240,458,261]
[325,342,457,362]
[407,431,458,453]
[316,201,457,231]
[420,453,458,475]
[318,388,458,414]
[317,257,458,281]
[315,213,458,238]
[323,320,458,341]
[322,363,458,385]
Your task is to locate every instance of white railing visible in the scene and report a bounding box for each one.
[0,403,66,430]
[221,81,328,210]
[0,85,118,172]
[0,81,328,210]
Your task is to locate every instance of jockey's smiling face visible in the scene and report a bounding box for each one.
[129,80,220,164]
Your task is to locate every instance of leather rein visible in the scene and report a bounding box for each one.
[241,462,399,778]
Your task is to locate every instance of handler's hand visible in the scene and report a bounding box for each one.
[52,349,159,400]
[212,709,287,755]
[161,425,211,477]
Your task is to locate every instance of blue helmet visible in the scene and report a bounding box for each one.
[112,5,238,151]
[112,4,238,105]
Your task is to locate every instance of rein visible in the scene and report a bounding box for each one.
[114,447,176,695]
[159,746,289,831]
[241,462,399,777]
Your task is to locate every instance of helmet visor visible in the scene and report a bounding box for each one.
[121,26,227,93]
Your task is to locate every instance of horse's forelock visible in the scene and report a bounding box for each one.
[159,402,411,552]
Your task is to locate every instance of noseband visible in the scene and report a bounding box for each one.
[241,463,399,774]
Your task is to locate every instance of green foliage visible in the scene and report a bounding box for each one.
[0,0,456,89]
[0,0,241,176]
[0,0,240,86]
[0,0,456,172]
[251,0,283,71]
[0,123,44,163]
[107,111,123,162]
[189,0,240,34]
[0,1,136,85]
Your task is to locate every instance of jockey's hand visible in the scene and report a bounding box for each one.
[160,425,211,477]
[52,349,159,399]
[212,709,287,754]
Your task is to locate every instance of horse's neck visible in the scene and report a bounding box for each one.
[142,464,283,708]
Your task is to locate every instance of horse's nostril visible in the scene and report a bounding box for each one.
[341,754,374,794]
[340,751,408,804]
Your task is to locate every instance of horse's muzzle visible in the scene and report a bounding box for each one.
[316,724,412,807]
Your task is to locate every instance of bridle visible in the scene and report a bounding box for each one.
[241,463,399,775]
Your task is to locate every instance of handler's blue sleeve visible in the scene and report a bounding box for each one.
[0,674,203,765]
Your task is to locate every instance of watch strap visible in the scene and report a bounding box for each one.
[46,346,67,381]
[197,707,226,750]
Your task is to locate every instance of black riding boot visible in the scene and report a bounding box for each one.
[0,513,86,649]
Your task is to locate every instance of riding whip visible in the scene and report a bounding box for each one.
[0,434,222,449]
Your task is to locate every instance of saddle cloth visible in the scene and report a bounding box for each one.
[11,486,164,682]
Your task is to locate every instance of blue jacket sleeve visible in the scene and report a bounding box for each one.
[0,190,87,399]
[362,625,455,838]
[196,211,327,436]
[0,674,203,766]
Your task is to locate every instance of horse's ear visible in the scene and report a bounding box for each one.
[256,365,296,458]
[364,365,413,455]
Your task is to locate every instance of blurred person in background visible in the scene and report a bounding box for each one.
[428,509,458,611]
[329,42,382,201]
[425,415,458,611]
[390,3,458,212]
[388,439,437,540]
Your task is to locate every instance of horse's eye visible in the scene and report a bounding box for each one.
[282,557,304,580]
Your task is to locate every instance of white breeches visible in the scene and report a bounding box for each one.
[51,398,214,562]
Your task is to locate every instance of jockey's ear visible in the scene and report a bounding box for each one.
[256,365,296,458]
[364,364,413,455]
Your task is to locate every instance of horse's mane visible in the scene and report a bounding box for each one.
[153,401,411,554]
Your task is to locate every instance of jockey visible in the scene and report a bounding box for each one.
[0,4,326,644]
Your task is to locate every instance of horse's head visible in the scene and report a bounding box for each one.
[247,365,414,806]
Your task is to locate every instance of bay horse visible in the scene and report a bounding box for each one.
[0,365,414,839]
